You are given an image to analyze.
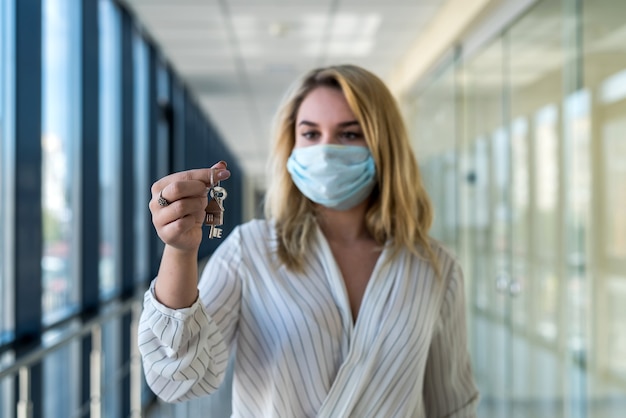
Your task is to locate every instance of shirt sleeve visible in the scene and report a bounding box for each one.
[423,260,480,417]
[137,227,243,403]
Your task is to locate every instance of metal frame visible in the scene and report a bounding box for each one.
[0,298,143,418]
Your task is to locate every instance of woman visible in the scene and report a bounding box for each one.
[140,64,479,417]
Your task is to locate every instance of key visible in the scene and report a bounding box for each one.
[205,185,227,239]
[208,224,223,239]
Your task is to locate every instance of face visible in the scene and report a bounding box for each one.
[294,86,368,149]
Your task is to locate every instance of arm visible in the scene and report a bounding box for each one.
[150,162,230,309]
[138,227,243,403]
[423,262,480,417]
[138,163,240,402]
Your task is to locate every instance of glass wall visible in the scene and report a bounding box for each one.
[41,0,81,324]
[0,0,14,345]
[43,334,80,416]
[133,30,150,283]
[0,0,243,415]
[99,0,122,300]
[582,0,626,410]
[411,0,626,415]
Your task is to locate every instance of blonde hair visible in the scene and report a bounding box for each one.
[265,64,437,274]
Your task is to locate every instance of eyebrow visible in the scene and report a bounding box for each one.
[297,120,360,128]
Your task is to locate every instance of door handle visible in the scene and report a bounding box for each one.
[509,279,522,297]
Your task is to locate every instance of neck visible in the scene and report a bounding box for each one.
[316,201,371,244]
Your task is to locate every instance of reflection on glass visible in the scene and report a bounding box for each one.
[133,32,149,282]
[41,0,80,324]
[99,0,121,300]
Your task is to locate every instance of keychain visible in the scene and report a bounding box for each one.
[204,171,228,239]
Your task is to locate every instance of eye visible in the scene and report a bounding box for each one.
[340,131,364,141]
[301,131,320,140]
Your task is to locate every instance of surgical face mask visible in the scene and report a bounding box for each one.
[287,144,376,211]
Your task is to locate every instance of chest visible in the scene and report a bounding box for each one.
[328,242,381,323]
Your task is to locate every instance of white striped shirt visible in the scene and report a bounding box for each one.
[138,219,479,417]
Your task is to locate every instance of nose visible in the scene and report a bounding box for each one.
[318,132,340,145]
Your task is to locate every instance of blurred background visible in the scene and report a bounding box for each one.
[0,0,625,416]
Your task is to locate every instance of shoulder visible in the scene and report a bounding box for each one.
[429,238,461,279]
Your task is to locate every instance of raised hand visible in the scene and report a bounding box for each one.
[149,161,230,253]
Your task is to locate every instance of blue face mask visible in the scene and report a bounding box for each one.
[287,144,377,211]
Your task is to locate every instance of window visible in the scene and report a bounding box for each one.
[99,0,122,300]
[133,31,149,282]
[0,0,14,344]
[41,0,81,324]
[0,352,15,418]
[43,335,79,416]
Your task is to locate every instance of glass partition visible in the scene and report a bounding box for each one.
[582,0,626,410]
[412,59,458,253]
[0,352,14,418]
[99,0,122,300]
[506,0,566,414]
[410,0,626,415]
[41,0,81,324]
[133,30,150,283]
[0,0,14,345]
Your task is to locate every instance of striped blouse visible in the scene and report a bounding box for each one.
[138,219,479,417]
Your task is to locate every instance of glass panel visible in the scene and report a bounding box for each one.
[99,0,122,300]
[563,89,593,417]
[0,0,4,343]
[463,37,510,418]
[154,63,170,265]
[0,0,15,344]
[133,32,149,282]
[43,334,80,417]
[102,314,121,418]
[583,0,626,412]
[41,0,81,324]
[412,63,458,252]
[510,117,530,328]
[507,0,565,415]
[0,352,15,418]
[531,104,560,341]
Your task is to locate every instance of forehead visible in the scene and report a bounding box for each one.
[296,86,357,123]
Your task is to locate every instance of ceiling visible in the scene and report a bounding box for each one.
[122,0,446,188]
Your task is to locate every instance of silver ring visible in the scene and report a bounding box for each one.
[158,190,170,207]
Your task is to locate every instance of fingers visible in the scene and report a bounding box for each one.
[151,194,208,227]
[151,162,230,198]
[149,161,230,250]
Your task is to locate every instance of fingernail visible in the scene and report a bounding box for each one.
[219,160,227,167]
[217,170,230,180]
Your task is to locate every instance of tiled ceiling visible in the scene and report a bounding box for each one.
[122,0,446,187]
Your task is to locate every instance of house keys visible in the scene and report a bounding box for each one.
[204,172,227,239]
